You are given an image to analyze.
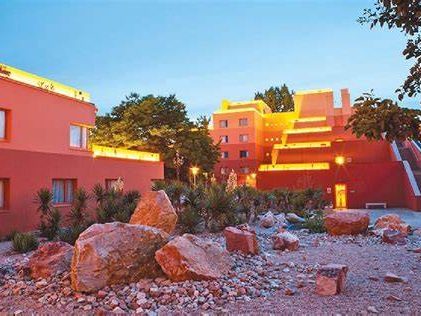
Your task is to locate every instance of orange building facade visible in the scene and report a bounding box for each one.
[0,64,164,237]
[211,88,421,211]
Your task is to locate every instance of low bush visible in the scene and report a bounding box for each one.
[303,210,326,233]
[59,225,86,245]
[12,232,39,253]
[94,184,140,223]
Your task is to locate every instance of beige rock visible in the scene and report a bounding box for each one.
[155,234,232,281]
[71,222,168,293]
[130,190,178,234]
[260,211,275,228]
[29,241,74,279]
[382,229,406,245]
[324,210,369,235]
[316,264,348,296]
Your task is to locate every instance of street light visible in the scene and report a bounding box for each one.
[190,166,200,187]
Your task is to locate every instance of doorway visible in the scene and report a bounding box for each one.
[335,183,347,209]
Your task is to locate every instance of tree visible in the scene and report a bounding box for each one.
[345,92,421,142]
[358,0,421,104]
[254,84,294,112]
[91,94,220,180]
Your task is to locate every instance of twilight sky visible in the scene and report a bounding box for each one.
[0,0,418,117]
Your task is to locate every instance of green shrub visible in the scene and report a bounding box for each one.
[12,232,38,253]
[303,210,326,233]
[4,230,18,241]
[94,184,140,223]
[59,225,86,245]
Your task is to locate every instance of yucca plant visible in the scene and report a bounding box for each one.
[178,186,205,233]
[204,183,237,232]
[35,188,61,240]
[68,188,90,227]
[12,232,38,253]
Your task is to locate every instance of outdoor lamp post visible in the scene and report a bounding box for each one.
[190,166,200,187]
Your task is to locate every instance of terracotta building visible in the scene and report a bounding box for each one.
[210,88,421,211]
[0,64,164,237]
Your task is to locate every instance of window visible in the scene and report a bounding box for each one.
[239,118,248,126]
[0,109,7,140]
[52,179,76,204]
[240,150,249,158]
[220,135,229,143]
[0,179,9,210]
[240,167,250,174]
[219,120,228,128]
[105,179,119,191]
[70,125,88,149]
[239,134,249,143]
[221,151,229,159]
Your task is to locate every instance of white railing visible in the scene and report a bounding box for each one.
[403,160,421,196]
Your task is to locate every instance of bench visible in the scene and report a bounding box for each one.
[365,203,387,209]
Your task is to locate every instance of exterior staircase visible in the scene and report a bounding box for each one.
[397,141,421,190]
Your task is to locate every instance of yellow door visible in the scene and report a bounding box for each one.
[335,184,347,209]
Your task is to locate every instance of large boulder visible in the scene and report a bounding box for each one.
[316,264,348,296]
[324,210,369,236]
[29,242,73,279]
[129,190,178,234]
[71,222,168,293]
[272,231,299,251]
[155,234,232,281]
[224,226,259,255]
[260,211,275,228]
[374,214,410,236]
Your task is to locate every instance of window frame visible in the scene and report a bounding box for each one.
[219,120,228,128]
[52,179,76,205]
[105,178,119,191]
[220,135,229,144]
[69,124,89,150]
[239,150,249,158]
[221,151,229,159]
[0,108,10,141]
[0,178,10,210]
[239,134,249,143]
[239,118,248,127]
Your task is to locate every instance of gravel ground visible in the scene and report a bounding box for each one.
[0,227,420,315]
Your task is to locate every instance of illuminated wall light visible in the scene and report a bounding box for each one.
[91,145,160,162]
[283,126,332,134]
[274,141,331,150]
[335,156,346,165]
[293,116,326,123]
[258,163,330,172]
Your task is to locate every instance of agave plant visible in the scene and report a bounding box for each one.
[35,188,61,240]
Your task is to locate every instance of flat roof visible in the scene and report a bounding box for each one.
[0,63,90,102]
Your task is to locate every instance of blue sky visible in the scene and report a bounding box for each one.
[0,0,418,117]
